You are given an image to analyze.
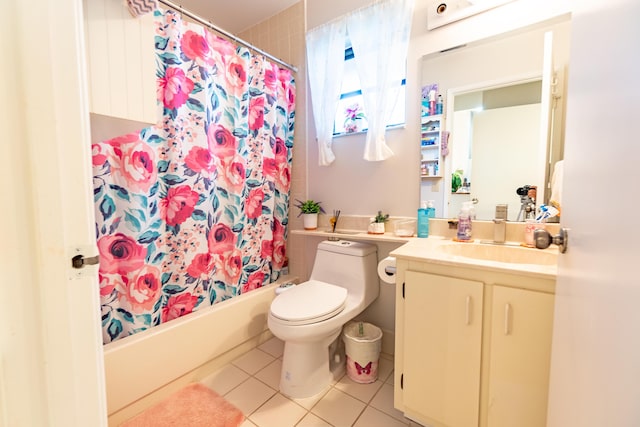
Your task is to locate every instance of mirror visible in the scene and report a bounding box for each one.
[420,18,571,221]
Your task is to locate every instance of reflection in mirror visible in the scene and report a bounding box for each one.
[450,80,544,221]
[420,18,571,221]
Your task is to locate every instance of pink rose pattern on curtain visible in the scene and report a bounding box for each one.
[93,9,295,343]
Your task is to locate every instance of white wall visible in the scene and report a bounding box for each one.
[305,0,571,218]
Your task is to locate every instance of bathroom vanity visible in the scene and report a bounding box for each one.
[391,238,557,427]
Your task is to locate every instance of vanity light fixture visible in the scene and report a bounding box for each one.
[427,0,516,30]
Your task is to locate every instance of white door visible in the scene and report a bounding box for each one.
[470,104,541,220]
[1,0,107,425]
[546,0,640,425]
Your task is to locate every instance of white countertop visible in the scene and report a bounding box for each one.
[390,236,558,279]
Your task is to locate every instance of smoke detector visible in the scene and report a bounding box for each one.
[427,0,515,30]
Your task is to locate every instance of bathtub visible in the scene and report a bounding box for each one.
[104,276,295,423]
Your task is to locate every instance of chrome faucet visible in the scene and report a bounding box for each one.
[493,204,508,244]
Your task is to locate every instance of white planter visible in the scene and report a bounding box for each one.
[302,213,318,230]
[368,222,386,234]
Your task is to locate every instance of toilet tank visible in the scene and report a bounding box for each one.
[310,240,379,305]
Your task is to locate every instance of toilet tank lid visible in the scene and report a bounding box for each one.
[318,240,376,256]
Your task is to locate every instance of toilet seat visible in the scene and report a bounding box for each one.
[270,280,347,326]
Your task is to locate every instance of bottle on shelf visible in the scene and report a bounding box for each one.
[435,94,443,115]
[429,89,436,116]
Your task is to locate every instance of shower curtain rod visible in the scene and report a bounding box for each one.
[157,0,298,73]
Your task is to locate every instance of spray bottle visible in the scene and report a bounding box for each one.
[456,203,473,241]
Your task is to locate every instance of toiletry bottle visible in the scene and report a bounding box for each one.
[457,205,472,241]
[417,201,430,238]
[429,90,436,116]
[435,94,443,115]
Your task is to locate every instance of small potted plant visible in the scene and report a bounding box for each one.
[294,199,325,230]
[368,211,389,234]
[344,103,366,133]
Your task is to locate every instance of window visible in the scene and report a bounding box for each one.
[333,43,406,135]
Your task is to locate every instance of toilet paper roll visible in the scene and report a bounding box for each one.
[377,256,397,284]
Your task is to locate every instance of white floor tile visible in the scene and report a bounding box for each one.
[353,406,409,427]
[369,383,406,423]
[296,412,333,427]
[254,358,282,390]
[290,386,331,410]
[249,393,307,427]
[386,371,395,386]
[377,357,394,383]
[334,376,384,404]
[311,388,366,427]
[233,348,276,375]
[258,336,285,358]
[224,377,277,416]
[200,364,250,396]
[210,345,399,426]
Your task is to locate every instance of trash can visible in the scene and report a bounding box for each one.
[342,321,383,384]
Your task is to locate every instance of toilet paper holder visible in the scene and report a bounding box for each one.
[377,256,397,284]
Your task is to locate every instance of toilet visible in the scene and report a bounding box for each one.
[268,239,379,398]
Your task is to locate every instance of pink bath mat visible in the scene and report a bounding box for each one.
[120,383,244,427]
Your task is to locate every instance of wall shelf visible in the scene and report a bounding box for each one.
[420,115,443,177]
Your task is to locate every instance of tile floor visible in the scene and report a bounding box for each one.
[200,337,424,427]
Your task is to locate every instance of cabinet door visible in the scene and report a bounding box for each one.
[488,286,554,427]
[84,0,157,124]
[403,271,483,427]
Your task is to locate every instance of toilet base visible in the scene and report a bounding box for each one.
[278,329,342,399]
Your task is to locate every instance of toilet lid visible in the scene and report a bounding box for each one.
[270,280,347,325]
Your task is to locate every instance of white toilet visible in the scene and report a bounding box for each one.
[268,239,379,398]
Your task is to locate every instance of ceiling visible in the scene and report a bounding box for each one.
[173,0,301,34]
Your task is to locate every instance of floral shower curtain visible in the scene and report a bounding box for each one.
[93,9,296,343]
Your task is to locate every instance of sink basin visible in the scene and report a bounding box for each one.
[439,242,557,265]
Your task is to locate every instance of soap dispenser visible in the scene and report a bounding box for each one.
[417,201,430,238]
[456,203,472,241]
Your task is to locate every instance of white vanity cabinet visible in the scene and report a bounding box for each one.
[402,271,483,427]
[487,285,554,427]
[394,258,555,427]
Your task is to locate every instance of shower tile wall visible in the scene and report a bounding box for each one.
[240,2,310,280]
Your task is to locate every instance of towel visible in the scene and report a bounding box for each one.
[441,131,450,156]
[549,160,564,215]
[126,0,158,18]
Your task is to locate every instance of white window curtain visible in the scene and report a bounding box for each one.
[348,0,415,161]
[306,20,347,166]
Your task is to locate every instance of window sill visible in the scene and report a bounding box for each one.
[332,123,406,139]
